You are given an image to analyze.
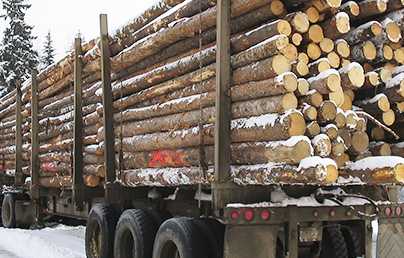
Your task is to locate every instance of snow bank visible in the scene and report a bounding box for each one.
[0,225,85,258]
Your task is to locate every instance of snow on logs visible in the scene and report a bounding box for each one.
[1,0,404,189]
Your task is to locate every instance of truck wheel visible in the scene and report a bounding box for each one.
[341,227,362,258]
[114,209,158,258]
[85,204,118,258]
[320,225,349,258]
[192,219,224,258]
[2,194,16,228]
[153,217,208,258]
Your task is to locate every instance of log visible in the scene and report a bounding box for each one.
[319,38,334,54]
[351,41,377,63]
[340,156,404,184]
[113,73,297,123]
[120,136,313,169]
[306,121,321,137]
[353,0,388,21]
[322,12,350,40]
[335,39,350,58]
[339,62,365,90]
[391,142,404,157]
[102,94,298,139]
[284,12,310,33]
[344,21,383,45]
[299,90,323,107]
[307,69,341,94]
[369,142,392,156]
[312,134,332,157]
[119,157,338,187]
[340,1,360,19]
[113,111,306,152]
[356,94,391,113]
[318,100,337,124]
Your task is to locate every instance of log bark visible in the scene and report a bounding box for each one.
[112,111,305,153]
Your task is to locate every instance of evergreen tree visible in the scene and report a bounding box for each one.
[41,31,55,68]
[0,0,38,90]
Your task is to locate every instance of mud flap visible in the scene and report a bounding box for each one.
[224,225,279,258]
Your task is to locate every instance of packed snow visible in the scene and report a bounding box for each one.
[0,225,85,258]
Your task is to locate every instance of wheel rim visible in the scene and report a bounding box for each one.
[120,228,135,258]
[89,221,102,258]
[160,240,181,258]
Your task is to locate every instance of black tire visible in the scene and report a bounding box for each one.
[114,209,158,258]
[320,225,349,258]
[153,217,209,258]
[1,194,16,228]
[341,227,362,258]
[85,204,118,258]
[192,219,224,258]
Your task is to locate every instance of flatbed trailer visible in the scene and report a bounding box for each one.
[0,1,404,258]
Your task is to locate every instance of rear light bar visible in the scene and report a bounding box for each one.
[228,208,271,222]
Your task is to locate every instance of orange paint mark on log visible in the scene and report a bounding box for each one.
[149,150,186,168]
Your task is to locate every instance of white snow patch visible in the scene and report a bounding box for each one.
[0,225,85,258]
[298,156,336,170]
[386,72,404,88]
[346,156,404,171]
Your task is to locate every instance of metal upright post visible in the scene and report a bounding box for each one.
[15,81,23,186]
[31,71,41,222]
[213,0,232,211]
[73,37,85,204]
[100,14,117,202]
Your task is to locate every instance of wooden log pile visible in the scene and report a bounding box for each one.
[1,0,404,189]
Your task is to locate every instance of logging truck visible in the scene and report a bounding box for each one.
[2,0,404,257]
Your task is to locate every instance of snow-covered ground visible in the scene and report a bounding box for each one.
[0,225,86,258]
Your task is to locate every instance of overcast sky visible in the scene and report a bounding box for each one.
[2,0,154,60]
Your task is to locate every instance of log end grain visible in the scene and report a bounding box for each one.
[273,55,292,75]
[336,39,350,58]
[335,12,351,34]
[382,109,396,126]
[297,78,310,96]
[385,20,402,43]
[288,112,306,136]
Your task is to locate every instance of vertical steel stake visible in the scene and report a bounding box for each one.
[214,0,232,210]
[100,14,117,202]
[15,81,23,186]
[73,37,85,203]
[31,71,41,222]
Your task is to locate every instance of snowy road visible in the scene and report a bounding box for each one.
[0,225,86,258]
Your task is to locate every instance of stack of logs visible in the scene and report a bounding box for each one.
[0,0,404,189]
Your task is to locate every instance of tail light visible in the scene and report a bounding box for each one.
[395,207,402,217]
[230,210,240,220]
[243,208,255,221]
[260,210,271,221]
[385,207,393,217]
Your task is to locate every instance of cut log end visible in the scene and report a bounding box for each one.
[386,21,402,43]
[329,90,345,107]
[306,7,320,23]
[347,63,365,87]
[319,100,337,122]
[282,93,298,111]
[306,121,320,137]
[336,40,350,58]
[292,33,303,46]
[278,20,292,36]
[271,0,286,16]
[283,72,298,92]
[327,52,341,68]
[371,21,383,37]
[395,164,404,184]
[288,112,306,136]
[335,12,350,34]
[378,95,391,112]
[293,12,310,33]
[363,41,377,61]
[309,25,324,43]
[307,43,321,60]
[382,109,395,126]
[320,38,334,54]
[273,55,292,75]
[297,78,309,96]
[326,165,338,183]
[351,131,370,154]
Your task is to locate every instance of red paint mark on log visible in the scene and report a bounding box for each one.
[148,150,186,168]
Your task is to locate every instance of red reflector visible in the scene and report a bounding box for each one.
[385,207,393,217]
[244,209,255,221]
[396,207,402,217]
[230,210,240,220]
[260,210,271,221]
